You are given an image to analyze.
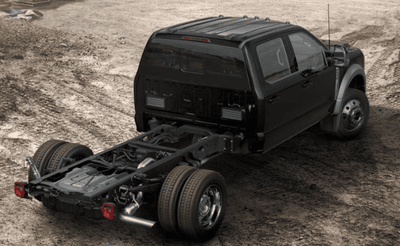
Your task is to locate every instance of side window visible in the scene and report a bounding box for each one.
[288,32,325,72]
[256,38,291,82]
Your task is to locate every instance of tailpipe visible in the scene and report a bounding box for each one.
[119,214,156,229]
[118,191,156,229]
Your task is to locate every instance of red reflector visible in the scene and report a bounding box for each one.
[102,203,114,219]
[182,36,210,42]
[14,182,25,198]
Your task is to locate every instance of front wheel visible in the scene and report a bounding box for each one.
[333,88,370,140]
[177,169,227,241]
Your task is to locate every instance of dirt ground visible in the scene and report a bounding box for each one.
[1,0,400,245]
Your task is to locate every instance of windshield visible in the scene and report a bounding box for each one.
[143,38,246,78]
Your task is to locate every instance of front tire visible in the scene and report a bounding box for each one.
[333,88,369,139]
[177,169,227,241]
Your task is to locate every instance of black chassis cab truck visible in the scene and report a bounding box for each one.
[15,16,369,241]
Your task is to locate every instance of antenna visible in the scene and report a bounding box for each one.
[328,4,330,49]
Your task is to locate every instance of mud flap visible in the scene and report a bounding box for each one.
[319,114,339,132]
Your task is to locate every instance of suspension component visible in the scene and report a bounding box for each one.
[26,156,41,180]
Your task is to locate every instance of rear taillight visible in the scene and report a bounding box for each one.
[14,182,26,198]
[102,203,115,219]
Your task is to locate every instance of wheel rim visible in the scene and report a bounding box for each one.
[341,99,364,130]
[198,184,222,229]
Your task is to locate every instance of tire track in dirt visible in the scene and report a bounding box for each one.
[387,43,400,107]
[0,73,133,153]
[365,47,396,89]
[1,61,138,155]
[35,91,135,152]
[0,75,37,120]
[61,80,140,144]
[352,39,370,49]
[21,81,116,151]
[47,55,135,119]
[63,76,135,118]
[35,107,111,152]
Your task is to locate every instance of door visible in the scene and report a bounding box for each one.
[254,37,303,133]
[288,32,336,116]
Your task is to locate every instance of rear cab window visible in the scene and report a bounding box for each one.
[141,37,250,91]
[144,38,246,77]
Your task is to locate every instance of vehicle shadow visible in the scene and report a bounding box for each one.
[199,105,400,244]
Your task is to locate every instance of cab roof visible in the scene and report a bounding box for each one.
[154,16,300,43]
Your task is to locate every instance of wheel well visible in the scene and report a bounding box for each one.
[348,74,365,93]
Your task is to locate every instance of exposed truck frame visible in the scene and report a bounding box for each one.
[16,123,241,237]
[14,15,370,242]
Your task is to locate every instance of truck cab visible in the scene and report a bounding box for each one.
[134,16,367,153]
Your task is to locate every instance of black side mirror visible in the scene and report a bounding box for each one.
[333,45,349,68]
[326,57,335,66]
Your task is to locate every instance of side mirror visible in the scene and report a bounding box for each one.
[333,45,349,68]
[326,56,335,66]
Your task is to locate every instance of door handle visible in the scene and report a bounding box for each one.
[302,80,313,88]
[268,95,281,103]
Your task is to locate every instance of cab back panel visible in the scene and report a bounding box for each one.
[136,75,255,131]
[134,36,257,133]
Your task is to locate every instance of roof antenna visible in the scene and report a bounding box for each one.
[328,4,330,49]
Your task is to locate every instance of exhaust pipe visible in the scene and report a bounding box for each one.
[118,159,157,229]
[119,214,156,229]
[137,157,155,169]
[119,191,156,229]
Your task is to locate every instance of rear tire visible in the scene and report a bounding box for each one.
[158,165,197,236]
[42,143,93,210]
[28,140,67,201]
[177,169,227,241]
[46,142,93,173]
[28,140,67,182]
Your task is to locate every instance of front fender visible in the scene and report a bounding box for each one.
[332,63,365,115]
[320,63,365,132]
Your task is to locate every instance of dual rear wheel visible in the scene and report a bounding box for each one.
[28,140,93,202]
[158,165,227,241]
[30,141,227,241]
